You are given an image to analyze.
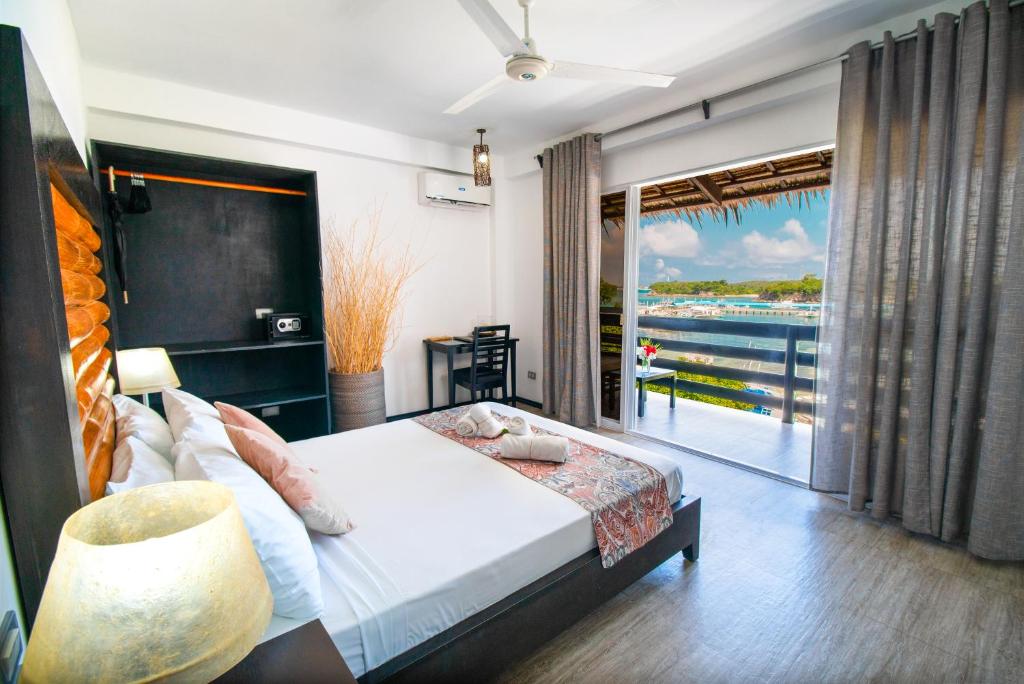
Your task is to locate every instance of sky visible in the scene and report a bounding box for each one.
[601,190,831,288]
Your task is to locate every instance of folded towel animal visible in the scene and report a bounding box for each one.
[500,434,569,463]
[455,412,479,437]
[468,403,492,423]
[477,415,504,439]
[467,403,504,438]
[506,415,531,436]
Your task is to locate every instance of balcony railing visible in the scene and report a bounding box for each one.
[602,312,818,424]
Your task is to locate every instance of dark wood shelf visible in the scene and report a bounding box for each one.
[92,141,330,441]
[163,339,324,356]
[204,387,327,410]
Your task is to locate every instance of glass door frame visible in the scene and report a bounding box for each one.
[603,143,834,470]
[599,184,642,432]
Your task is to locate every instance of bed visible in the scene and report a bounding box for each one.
[262,402,700,682]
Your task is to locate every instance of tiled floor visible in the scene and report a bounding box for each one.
[499,414,1024,683]
[635,391,812,483]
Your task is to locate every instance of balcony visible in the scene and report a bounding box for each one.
[636,391,812,482]
[602,312,817,484]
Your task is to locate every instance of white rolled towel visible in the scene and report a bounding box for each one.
[506,415,532,436]
[468,403,492,423]
[500,434,569,463]
[477,415,504,439]
[455,412,479,437]
[467,403,504,438]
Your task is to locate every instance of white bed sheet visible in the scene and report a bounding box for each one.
[261,403,683,677]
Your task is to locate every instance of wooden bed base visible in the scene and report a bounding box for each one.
[362,495,701,683]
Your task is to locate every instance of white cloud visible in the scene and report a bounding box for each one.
[639,220,700,258]
[740,219,823,265]
[651,257,683,281]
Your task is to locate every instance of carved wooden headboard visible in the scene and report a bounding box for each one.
[51,183,116,501]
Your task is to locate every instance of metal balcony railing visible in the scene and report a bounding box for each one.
[601,311,818,424]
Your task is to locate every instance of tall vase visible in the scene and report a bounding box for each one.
[329,369,386,432]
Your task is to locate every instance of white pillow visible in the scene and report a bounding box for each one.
[106,436,175,495]
[112,394,174,463]
[173,438,323,620]
[162,387,233,451]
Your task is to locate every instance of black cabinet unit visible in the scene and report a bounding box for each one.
[91,142,330,440]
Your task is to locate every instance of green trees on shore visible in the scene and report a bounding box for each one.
[648,274,822,302]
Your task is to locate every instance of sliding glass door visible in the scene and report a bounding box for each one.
[607,148,832,484]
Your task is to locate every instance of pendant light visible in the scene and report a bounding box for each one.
[473,128,491,187]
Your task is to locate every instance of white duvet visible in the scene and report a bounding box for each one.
[262,403,684,677]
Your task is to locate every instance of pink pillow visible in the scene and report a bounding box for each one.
[215,402,287,447]
[224,424,353,535]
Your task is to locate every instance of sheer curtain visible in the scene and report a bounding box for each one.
[542,133,602,427]
[812,0,1024,559]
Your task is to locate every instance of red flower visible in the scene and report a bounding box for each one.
[643,345,657,356]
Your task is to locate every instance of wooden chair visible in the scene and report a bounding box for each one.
[454,325,511,404]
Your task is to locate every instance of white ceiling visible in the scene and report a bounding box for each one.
[67,0,943,152]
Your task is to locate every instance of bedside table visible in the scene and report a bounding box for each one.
[215,619,355,683]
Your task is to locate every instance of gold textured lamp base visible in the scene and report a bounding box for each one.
[22,481,272,683]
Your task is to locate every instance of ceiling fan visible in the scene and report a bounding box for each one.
[445,0,676,114]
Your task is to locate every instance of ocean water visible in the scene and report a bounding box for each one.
[637,305,819,381]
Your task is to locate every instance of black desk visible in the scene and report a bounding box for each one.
[424,337,519,409]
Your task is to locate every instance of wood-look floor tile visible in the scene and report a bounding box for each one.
[501,410,1023,683]
[775,612,970,684]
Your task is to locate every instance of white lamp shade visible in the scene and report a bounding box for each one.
[116,347,181,395]
[21,481,273,683]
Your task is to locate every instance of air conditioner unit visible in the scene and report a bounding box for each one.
[418,172,492,209]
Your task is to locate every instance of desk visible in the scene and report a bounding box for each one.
[424,338,519,409]
[637,365,676,418]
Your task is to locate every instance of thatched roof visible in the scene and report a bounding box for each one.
[602,148,832,227]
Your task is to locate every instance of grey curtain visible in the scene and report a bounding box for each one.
[812,0,1024,560]
[542,133,602,427]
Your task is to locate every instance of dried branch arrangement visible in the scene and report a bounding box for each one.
[322,210,420,374]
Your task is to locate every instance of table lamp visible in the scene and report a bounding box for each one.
[21,481,273,683]
[116,347,181,406]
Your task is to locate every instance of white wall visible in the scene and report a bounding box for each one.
[88,109,494,417]
[0,0,87,161]
[492,163,544,403]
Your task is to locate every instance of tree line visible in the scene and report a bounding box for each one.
[647,274,822,302]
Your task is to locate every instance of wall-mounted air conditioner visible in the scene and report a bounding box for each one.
[418,172,492,209]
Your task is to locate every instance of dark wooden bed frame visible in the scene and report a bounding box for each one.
[363,496,701,683]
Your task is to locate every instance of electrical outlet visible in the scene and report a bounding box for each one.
[527,370,537,380]
[261,406,281,418]
[255,308,274,320]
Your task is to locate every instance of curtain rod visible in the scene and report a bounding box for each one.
[107,168,307,197]
[534,0,1020,166]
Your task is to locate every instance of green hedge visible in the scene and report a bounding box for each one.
[643,370,755,411]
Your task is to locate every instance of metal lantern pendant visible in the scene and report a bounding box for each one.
[473,128,491,187]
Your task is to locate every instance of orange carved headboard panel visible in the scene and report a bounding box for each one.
[51,183,115,501]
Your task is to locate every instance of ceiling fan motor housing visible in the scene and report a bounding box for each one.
[506,54,550,82]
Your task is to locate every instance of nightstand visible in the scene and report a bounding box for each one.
[215,619,355,683]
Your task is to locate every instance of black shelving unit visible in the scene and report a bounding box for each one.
[92,141,330,441]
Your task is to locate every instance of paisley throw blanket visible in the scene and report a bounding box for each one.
[414,408,673,568]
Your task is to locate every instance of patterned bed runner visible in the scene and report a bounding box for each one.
[414,407,673,568]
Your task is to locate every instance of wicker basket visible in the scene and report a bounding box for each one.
[329,369,386,432]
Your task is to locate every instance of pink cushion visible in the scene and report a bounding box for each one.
[224,424,353,535]
[215,402,287,447]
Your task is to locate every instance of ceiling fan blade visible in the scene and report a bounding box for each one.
[457,0,525,58]
[550,61,675,88]
[444,74,510,115]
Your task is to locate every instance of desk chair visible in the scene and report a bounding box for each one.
[453,325,511,404]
